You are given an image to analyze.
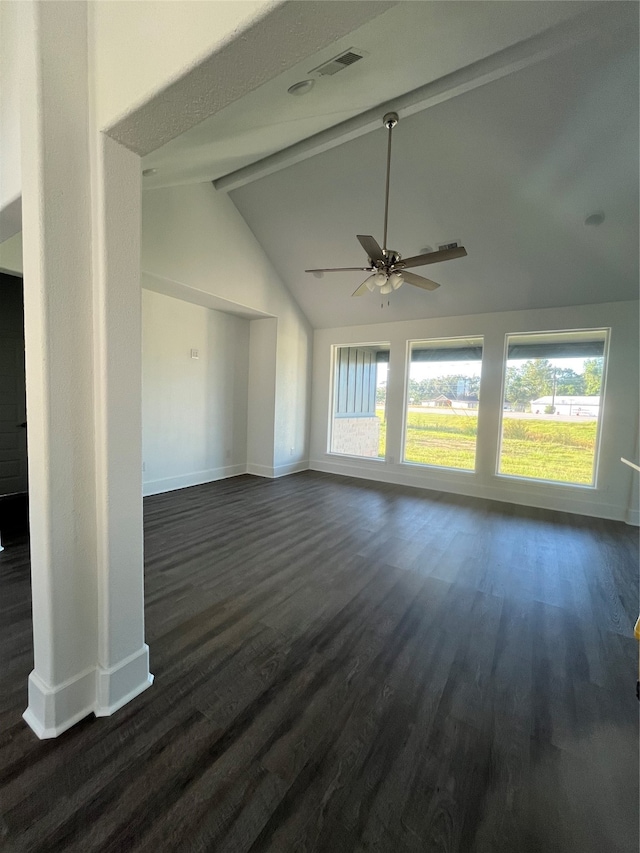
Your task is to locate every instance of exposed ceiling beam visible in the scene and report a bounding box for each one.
[214,2,629,193]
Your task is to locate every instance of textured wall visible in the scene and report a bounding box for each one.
[331,416,380,458]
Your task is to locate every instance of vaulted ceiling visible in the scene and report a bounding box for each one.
[142,1,639,328]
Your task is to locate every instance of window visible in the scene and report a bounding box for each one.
[330,344,388,459]
[403,338,483,471]
[499,329,608,485]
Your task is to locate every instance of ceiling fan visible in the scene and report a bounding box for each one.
[305,112,467,297]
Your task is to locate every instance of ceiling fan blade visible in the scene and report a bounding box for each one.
[356,235,385,263]
[351,280,371,297]
[399,246,467,269]
[402,271,441,291]
[305,266,373,273]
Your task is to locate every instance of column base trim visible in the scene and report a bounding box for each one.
[247,461,308,478]
[23,646,154,739]
[23,667,96,739]
[95,644,154,716]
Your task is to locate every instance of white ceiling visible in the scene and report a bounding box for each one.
[142,1,639,329]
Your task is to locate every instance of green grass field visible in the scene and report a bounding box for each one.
[376,409,597,484]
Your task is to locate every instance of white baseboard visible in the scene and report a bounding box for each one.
[144,461,309,493]
[95,644,154,716]
[23,667,97,739]
[143,464,246,496]
[626,508,640,526]
[247,461,309,479]
[23,646,154,739]
[309,457,629,522]
[246,463,274,477]
[273,461,309,478]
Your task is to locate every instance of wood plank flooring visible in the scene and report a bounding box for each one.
[1,471,638,852]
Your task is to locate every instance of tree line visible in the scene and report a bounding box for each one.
[378,358,603,409]
[378,374,481,405]
[505,358,602,410]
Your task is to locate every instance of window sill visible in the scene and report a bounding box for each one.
[400,460,476,475]
[326,452,386,463]
[494,473,596,490]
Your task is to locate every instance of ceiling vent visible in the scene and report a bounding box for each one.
[309,48,366,77]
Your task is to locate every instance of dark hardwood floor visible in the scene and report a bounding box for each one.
[1,471,638,852]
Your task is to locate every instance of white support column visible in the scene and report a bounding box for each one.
[92,132,152,714]
[91,131,152,715]
[20,0,151,739]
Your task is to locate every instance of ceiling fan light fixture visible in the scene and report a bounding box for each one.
[364,274,377,292]
[380,281,394,295]
[389,271,404,290]
[374,271,387,287]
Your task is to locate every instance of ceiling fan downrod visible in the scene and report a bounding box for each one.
[382,112,398,254]
[303,108,467,297]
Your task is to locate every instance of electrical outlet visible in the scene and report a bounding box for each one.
[290,447,295,456]
[190,348,199,360]
[388,455,395,464]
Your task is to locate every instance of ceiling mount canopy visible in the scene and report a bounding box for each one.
[305,112,468,297]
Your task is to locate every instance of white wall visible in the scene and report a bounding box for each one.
[310,300,639,523]
[91,0,271,130]
[142,289,249,495]
[141,182,312,477]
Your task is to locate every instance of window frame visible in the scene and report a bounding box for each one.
[495,327,610,489]
[400,335,484,474]
[327,341,389,461]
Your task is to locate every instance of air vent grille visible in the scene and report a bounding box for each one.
[334,51,362,68]
[310,49,366,77]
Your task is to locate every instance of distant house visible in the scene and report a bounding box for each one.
[530,395,600,416]
[422,394,479,410]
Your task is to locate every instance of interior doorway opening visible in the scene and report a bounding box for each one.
[0,271,28,548]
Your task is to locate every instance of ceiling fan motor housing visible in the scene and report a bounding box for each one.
[372,249,401,271]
